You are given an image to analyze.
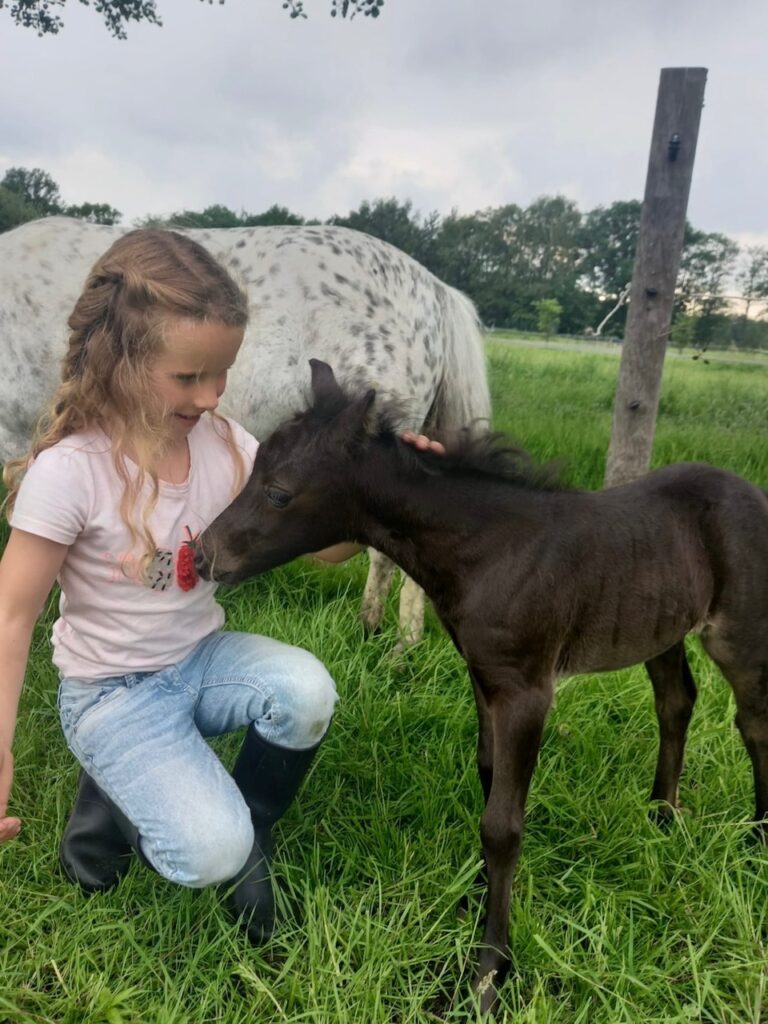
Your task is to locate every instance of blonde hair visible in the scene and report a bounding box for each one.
[4,228,250,579]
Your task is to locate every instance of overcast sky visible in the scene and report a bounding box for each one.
[2,0,767,248]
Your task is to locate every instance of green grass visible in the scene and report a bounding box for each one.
[489,329,768,367]
[1,344,767,1023]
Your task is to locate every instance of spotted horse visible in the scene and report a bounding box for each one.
[0,216,491,648]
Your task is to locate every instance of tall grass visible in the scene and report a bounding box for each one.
[1,342,766,1023]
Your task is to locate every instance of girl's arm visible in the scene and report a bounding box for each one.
[0,529,69,843]
[309,542,363,564]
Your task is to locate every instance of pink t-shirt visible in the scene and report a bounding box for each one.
[11,415,258,680]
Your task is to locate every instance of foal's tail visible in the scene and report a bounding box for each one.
[429,283,491,434]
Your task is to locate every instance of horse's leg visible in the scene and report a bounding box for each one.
[360,549,396,635]
[645,642,697,820]
[457,675,494,920]
[392,574,425,654]
[472,672,494,805]
[710,658,768,842]
[470,670,552,1014]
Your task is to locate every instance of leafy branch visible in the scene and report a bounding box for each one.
[1,0,385,36]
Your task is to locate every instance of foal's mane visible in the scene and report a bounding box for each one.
[304,382,562,491]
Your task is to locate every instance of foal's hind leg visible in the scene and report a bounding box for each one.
[710,659,768,841]
[645,642,697,818]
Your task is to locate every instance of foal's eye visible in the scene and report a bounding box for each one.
[265,486,292,509]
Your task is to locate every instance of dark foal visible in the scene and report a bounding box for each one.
[196,360,768,1013]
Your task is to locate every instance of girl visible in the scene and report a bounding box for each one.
[0,228,367,941]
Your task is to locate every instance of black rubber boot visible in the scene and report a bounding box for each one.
[59,771,134,893]
[229,725,324,943]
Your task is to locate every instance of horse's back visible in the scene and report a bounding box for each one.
[634,462,768,654]
[0,219,121,456]
[527,462,768,674]
[603,461,767,549]
[200,224,469,435]
[674,464,768,636]
[0,218,487,453]
[603,461,766,517]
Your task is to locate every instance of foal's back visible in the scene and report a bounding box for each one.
[571,462,767,674]
[460,462,768,679]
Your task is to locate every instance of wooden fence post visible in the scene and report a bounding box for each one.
[604,67,708,487]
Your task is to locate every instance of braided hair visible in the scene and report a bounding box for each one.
[4,229,250,579]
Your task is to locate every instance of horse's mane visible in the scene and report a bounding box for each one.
[302,383,563,491]
[379,406,562,490]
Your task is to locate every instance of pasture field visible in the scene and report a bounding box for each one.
[1,342,767,1023]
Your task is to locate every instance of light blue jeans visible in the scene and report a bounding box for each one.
[57,630,337,889]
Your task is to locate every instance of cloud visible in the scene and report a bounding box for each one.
[1,0,767,238]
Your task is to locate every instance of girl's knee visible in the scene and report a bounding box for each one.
[147,809,253,888]
[286,652,337,746]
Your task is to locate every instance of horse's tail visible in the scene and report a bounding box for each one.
[429,283,491,433]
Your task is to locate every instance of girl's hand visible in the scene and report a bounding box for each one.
[0,746,21,842]
[400,431,446,456]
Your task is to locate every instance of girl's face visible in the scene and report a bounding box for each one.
[150,318,245,441]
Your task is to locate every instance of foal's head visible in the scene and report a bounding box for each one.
[196,360,376,582]
[197,359,554,584]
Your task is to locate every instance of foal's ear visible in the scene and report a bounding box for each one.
[336,388,376,438]
[309,359,345,411]
[309,358,375,434]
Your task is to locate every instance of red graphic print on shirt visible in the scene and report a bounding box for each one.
[176,525,199,591]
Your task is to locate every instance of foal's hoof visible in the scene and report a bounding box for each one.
[648,803,675,831]
[473,968,501,1016]
[648,801,690,831]
[472,950,510,1016]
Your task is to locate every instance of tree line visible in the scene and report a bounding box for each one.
[3,165,767,351]
[0,167,121,230]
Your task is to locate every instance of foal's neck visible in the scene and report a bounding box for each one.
[353,439,547,594]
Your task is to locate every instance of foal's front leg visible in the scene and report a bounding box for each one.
[456,674,494,921]
[470,667,553,1014]
[470,671,494,803]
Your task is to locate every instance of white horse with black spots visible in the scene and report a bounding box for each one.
[0,216,491,648]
